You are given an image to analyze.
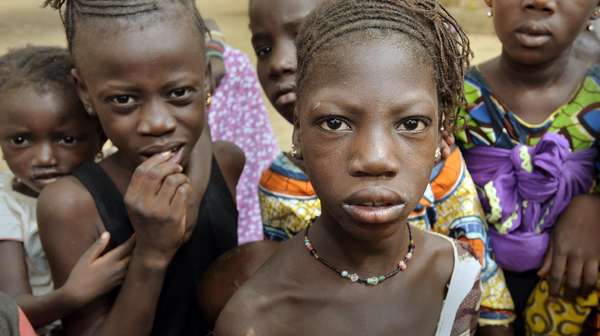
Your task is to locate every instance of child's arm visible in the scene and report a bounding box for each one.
[0,233,133,329]
[538,194,600,299]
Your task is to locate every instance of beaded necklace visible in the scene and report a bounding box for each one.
[303,223,415,286]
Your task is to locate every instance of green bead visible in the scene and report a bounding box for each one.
[378,276,385,282]
[367,277,379,286]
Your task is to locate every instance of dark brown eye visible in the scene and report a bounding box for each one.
[110,95,135,105]
[319,118,351,131]
[397,118,428,133]
[169,88,194,99]
[10,136,29,146]
[58,136,78,145]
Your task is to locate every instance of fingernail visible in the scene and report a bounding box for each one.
[100,232,110,240]
[161,151,172,158]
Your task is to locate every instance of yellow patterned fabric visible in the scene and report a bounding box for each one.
[259,153,321,240]
[525,280,600,336]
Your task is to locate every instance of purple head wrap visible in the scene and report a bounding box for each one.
[465,133,597,272]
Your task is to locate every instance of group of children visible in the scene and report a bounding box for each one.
[0,0,598,335]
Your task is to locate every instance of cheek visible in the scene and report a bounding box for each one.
[56,145,97,169]
[2,148,33,178]
[180,102,205,136]
[257,61,269,88]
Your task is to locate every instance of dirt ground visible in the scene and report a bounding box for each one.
[0,1,501,171]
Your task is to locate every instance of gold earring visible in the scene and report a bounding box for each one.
[291,144,302,160]
[434,147,442,162]
[206,93,213,107]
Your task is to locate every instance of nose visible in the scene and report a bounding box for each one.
[269,39,297,79]
[523,0,556,13]
[32,142,58,167]
[349,126,399,178]
[137,99,176,136]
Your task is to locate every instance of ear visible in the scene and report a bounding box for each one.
[484,0,492,8]
[71,68,94,116]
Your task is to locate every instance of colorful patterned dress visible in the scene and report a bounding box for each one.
[455,66,600,335]
[258,149,515,327]
[259,152,320,241]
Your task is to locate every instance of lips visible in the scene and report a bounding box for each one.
[273,83,297,109]
[31,171,66,187]
[139,142,186,164]
[515,22,552,48]
[342,187,407,224]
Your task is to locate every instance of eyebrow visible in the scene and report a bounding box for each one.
[251,32,270,45]
[282,18,304,32]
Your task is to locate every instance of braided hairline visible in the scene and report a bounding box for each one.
[42,0,207,53]
[296,0,471,129]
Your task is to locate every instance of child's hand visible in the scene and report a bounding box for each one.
[124,151,192,266]
[63,232,134,307]
[538,194,600,300]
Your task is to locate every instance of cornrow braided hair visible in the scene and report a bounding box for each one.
[42,0,207,52]
[296,0,471,129]
[0,46,74,93]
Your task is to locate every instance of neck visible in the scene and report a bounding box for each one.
[497,47,575,89]
[308,211,411,276]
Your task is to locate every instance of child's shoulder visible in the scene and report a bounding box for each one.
[417,228,480,284]
[213,140,245,196]
[37,175,101,233]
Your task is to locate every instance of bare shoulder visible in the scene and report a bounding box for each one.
[213,141,245,197]
[37,176,103,286]
[214,283,270,336]
[37,176,101,235]
[215,240,298,336]
[415,228,456,284]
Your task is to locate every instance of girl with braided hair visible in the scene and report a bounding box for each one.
[455,0,600,334]
[217,0,483,334]
[38,1,245,335]
[249,0,515,333]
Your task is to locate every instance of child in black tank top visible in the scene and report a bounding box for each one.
[37,1,245,335]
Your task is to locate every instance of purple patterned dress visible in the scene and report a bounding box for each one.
[208,46,279,244]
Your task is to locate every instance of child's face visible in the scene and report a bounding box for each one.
[72,15,207,169]
[295,37,439,240]
[487,0,598,64]
[0,86,101,193]
[249,0,324,123]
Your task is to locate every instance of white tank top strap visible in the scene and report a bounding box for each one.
[425,231,480,336]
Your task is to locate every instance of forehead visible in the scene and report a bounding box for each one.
[0,86,88,132]
[298,35,436,112]
[74,15,205,82]
[249,0,323,32]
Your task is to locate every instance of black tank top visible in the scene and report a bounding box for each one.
[73,157,238,335]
